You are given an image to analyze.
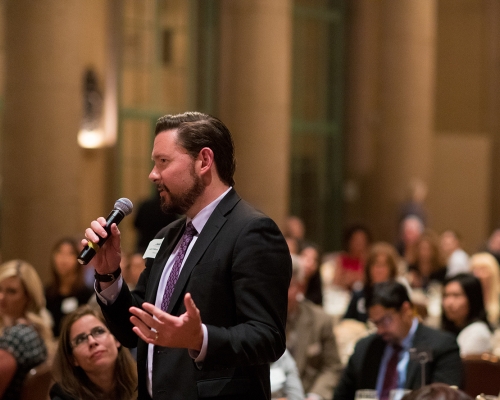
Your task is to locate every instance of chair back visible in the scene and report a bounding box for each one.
[462,353,500,397]
[20,361,53,400]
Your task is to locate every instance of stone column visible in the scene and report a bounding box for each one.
[1,1,109,279]
[345,0,437,241]
[217,0,292,227]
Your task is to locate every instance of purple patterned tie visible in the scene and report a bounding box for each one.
[161,222,197,311]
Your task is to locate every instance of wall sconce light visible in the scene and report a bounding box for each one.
[78,68,105,148]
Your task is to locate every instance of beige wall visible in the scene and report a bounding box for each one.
[428,134,491,253]
[218,0,292,228]
[1,1,110,282]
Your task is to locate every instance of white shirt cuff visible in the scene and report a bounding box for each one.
[188,324,208,363]
[94,275,123,305]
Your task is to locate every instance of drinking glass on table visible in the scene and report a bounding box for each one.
[389,388,412,400]
[355,389,379,400]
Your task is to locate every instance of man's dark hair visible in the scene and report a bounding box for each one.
[441,273,491,335]
[366,281,412,311]
[155,112,236,186]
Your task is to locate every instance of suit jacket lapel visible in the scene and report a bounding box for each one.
[146,219,186,304]
[405,323,424,389]
[165,189,241,314]
[361,336,387,389]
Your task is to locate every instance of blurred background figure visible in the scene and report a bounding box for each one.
[133,192,179,254]
[484,228,500,265]
[299,242,323,306]
[441,273,493,356]
[121,252,146,291]
[284,216,306,249]
[270,348,305,400]
[333,224,372,292]
[469,252,500,327]
[286,255,341,400]
[401,383,472,400]
[44,237,94,337]
[50,304,137,400]
[398,178,429,229]
[440,230,470,278]
[407,230,447,291]
[0,259,53,399]
[344,242,401,323]
[396,215,425,267]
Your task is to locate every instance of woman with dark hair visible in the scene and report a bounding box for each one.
[45,237,93,337]
[441,273,493,356]
[299,242,323,306]
[344,242,401,322]
[50,305,137,400]
[333,224,372,291]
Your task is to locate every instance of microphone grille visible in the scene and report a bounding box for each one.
[114,198,133,216]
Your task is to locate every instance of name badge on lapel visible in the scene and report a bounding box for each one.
[143,238,164,259]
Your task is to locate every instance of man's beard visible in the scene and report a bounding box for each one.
[159,168,205,215]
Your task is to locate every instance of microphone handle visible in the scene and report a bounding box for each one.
[77,209,125,265]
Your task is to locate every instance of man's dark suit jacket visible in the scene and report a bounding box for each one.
[98,189,292,400]
[334,323,463,400]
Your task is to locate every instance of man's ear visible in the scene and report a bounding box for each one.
[197,147,214,174]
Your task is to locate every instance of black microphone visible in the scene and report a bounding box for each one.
[77,198,134,265]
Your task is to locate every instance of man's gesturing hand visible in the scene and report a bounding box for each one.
[129,293,203,351]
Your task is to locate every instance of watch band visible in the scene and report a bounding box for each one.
[94,267,121,282]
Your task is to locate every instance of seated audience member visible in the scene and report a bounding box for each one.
[407,231,447,291]
[285,215,306,243]
[300,242,324,306]
[287,255,342,400]
[335,281,462,400]
[401,383,472,400]
[484,228,500,266]
[344,242,400,323]
[441,273,493,356]
[333,224,372,291]
[285,236,300,256]
[50,305,137,400]
[121,252,145,291]
[0,260,53,399]
[397,216,425,266]
[469,252,500,327]
[270,348,305,400]
[440,231,470,278]
[45,237,94,337]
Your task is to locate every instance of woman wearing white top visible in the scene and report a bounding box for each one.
[441,273,493,356]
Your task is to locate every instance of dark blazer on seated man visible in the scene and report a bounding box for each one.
[334,281,462,400]
[86,112,292,400]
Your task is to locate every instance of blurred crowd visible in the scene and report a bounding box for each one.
[1,207,500,400]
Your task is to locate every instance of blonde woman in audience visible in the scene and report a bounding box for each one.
[441,273,493,356]
[0,259,53,399]
[50,304,137,400]
[470,252,500,327]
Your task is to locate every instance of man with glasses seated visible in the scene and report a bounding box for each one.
[334,281,462,400]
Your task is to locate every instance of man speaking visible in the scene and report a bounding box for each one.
[83,112,292,400]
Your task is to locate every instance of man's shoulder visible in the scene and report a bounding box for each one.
[301,299,332,322]
[414,323,458,348]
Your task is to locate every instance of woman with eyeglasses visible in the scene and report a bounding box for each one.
[50,305,137,400]
[0,259,53,399]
